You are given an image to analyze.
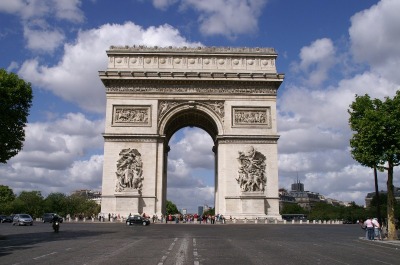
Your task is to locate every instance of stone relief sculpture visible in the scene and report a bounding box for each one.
[205,101,224,120]
[233,108,270,126]
[158,100,224,122]
[236,146,267,192]
[113,106,149,124]
[115,148,143,193]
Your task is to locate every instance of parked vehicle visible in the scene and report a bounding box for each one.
[42,213,63,223]
[12,214,33,226]
[0,215,13,223]
[126,215,150,226]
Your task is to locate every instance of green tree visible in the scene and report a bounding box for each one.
[0,69,33,163]
[348,91,400,240]
[280,203,308,215]
[43,192,68,216]
[17,191,44,218]
[165,200,180,215]
[0,185,15,204]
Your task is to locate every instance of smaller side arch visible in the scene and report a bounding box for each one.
[158,102,224,142]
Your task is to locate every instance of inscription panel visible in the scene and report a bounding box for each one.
[232,107,271,128]
[112,105,151,126]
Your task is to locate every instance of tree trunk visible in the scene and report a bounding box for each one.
[373,166,381,225]
[387,161,398,240]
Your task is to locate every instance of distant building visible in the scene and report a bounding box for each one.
[197,206,203,216]
[278,188,296,211]
[72,189,102,205]
[365,187,400,207]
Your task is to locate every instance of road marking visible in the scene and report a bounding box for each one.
[175,237,189,265]
[193,238,200,265]
[33,252,58,260]
[158,237,178,265]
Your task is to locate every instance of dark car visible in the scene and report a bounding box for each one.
[42,213,63,223]
[0,215,13,223]
[12,214,33,226]
[126,215,150,226]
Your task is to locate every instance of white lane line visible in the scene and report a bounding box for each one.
[193,238,200,265]
[175,238,189,265]
[168,238,177,251]
[158,237,178,265]
[33,251,58,260]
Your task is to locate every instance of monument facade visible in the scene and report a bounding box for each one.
[99,46,284,219]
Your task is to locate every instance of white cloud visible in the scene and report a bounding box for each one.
[18,22,202,113]
[0,0,84,22]
[23,22,65,52]
[0,113,104,196]
[168,0,267,38]
[290,38,336,87]
[349,0,400,83]
[0,0,84,53]
[277,1,400,205]
[152,0,179,10]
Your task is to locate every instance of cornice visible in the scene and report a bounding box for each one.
[216,135,280,144]
[103,46,282,74]
[107,46,277,55]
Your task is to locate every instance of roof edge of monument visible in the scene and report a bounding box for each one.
[107,45,277,55]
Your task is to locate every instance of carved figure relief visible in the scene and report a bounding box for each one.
[158,100,224,122]
[113,106,150,126]
[158,101,180,118]
[236,146,267,192]
[233,107,271,127]
[115,148,143,193]
[204,101,224,120]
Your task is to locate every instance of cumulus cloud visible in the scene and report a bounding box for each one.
[290,38,337,87]
[152,0,179,10]
[0,113,104,196]
[277,0,400,205]
[18,22,202,113]
[350,0,400,84]
[167,128,215,209]
[153,0,267,38]
[0,0,84,53]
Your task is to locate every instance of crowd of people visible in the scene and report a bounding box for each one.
[152,213,226,224]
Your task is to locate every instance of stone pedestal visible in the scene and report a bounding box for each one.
[225,192,269,218]
[115,190,141,215]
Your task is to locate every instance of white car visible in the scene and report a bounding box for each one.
[12,214,33,226]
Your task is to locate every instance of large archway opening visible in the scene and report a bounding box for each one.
[167,127,215,214]
[162,107,220,215]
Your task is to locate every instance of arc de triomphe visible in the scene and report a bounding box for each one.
[99,46,284,219]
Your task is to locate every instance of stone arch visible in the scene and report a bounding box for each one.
[99,46,284,220]
[158,102,223,142]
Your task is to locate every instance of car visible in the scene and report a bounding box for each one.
[0,215,13,223]
[126,215,150,226]
[42,213,63,223]
[12,214,33,226]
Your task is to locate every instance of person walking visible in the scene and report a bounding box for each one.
[372,218,382,240]
[364,217,374,240]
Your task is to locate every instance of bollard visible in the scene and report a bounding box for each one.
[283,220,286,224]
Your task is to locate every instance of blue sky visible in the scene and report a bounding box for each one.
[1,0,399,214]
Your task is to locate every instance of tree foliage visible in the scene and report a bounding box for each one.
[165,200,180,215]
[0,187,100,218]
[0,185,15,204]
[348,91,400,240]
[281,203,307,215]
[0,69,33,163]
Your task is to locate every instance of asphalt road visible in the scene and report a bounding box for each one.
[1,221,399,265]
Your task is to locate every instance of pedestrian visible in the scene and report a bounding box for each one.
[363,217,374,240]
[372,218,381,240]
[358,219,367,239]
